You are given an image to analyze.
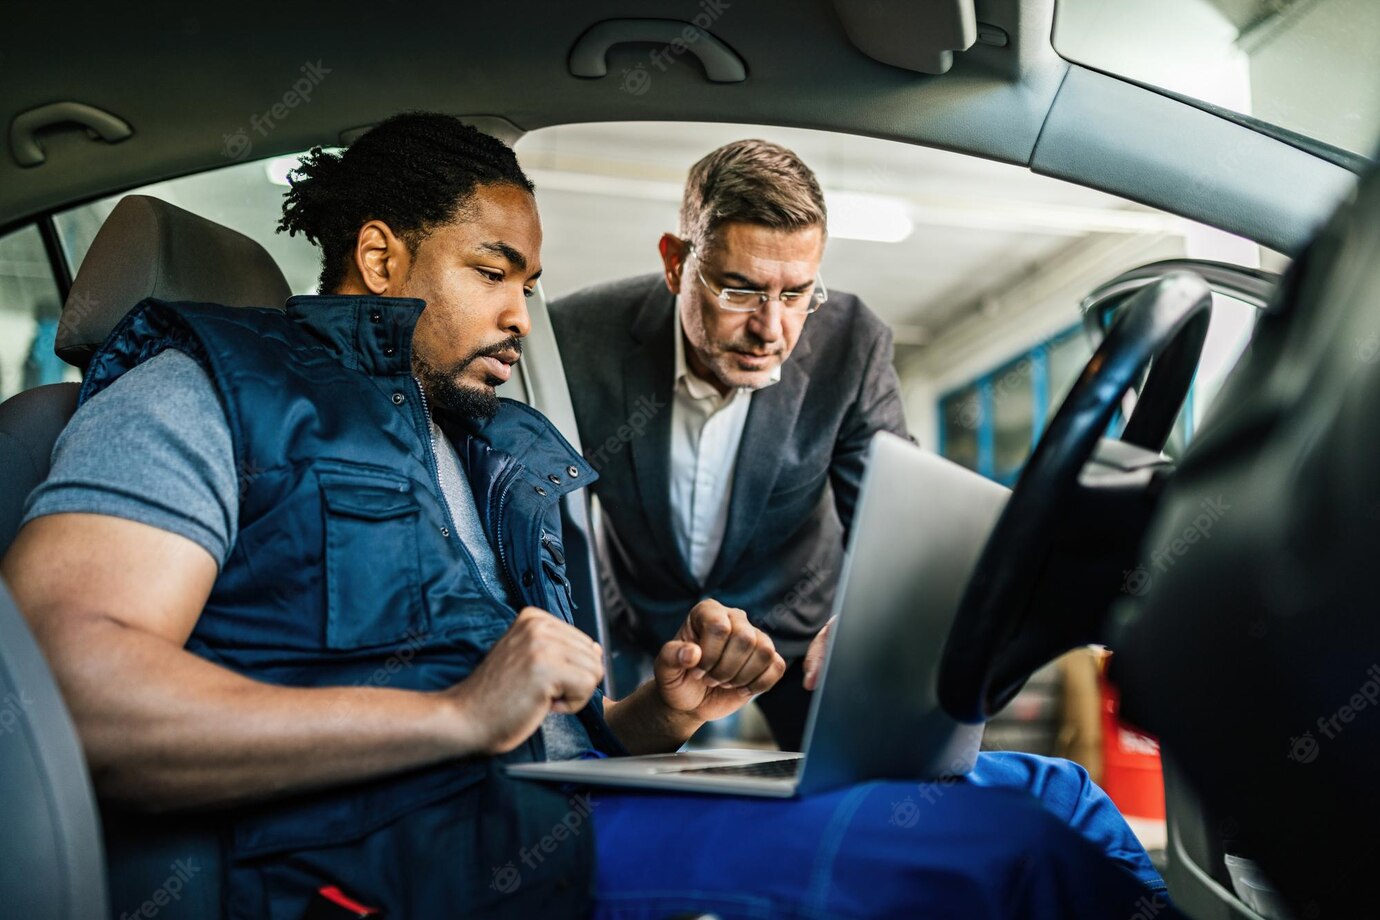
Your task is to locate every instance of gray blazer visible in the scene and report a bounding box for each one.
[549,273,909,659]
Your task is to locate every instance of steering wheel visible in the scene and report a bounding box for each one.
[937,272,1214,723]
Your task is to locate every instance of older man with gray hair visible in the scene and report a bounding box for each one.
[551,139,909,748]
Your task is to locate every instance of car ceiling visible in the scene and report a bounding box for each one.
[1,0,1361,253]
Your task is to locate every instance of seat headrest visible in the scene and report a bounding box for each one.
[57,195,293,369]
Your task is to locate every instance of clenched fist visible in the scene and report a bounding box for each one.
[444,607,604,755]
[653,599,786,723]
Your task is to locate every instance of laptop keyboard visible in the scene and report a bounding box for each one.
[672,758,802,780]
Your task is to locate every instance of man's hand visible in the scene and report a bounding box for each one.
[8,513,585,811]
[802,615,836,691]
[654,599,786,723]
[445,607,605,755]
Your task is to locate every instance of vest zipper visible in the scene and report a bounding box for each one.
[413,380,516,611]
[411,377,461,545]
[490,462,523,603]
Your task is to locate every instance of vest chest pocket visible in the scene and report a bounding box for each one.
[320,475,428,650]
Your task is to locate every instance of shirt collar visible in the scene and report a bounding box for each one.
[674,310,782,401]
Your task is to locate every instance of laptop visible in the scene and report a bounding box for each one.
[507,431,1009,797]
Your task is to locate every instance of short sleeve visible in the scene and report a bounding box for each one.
[22,348,239,568]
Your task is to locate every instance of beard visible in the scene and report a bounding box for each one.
[703,335,785,390]
[712,348,783,387]
[682,303,786,391]
[414,335,523,421]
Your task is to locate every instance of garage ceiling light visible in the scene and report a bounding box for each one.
[265,151,342,186]
[265,156,300,187]
[825,191,915,243]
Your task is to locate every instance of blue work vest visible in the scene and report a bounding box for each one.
[83,294,622,917]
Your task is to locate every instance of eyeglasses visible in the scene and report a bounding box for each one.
[685,242,828,314]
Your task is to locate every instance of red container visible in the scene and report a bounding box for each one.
[1098,667,1166,820]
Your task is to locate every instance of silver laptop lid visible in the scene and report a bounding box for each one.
[796,432,1009,795]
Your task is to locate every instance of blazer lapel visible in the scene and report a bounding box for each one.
[623,285,698,591]
[705,351,812,587]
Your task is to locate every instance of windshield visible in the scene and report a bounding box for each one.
[1054,0,1380,159]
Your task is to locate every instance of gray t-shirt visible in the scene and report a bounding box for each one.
[24,348,592,760]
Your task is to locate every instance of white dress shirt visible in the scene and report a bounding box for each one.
[669,315,781,584]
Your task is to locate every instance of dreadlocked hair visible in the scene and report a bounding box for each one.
[277,111,534,292]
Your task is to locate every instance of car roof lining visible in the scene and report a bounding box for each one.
[0,0,1361,253]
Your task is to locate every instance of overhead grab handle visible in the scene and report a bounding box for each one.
[569,18,747,84]
[10,102,133,168]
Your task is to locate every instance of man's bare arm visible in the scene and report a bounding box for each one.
[2,513,602,812]
[603,678,704,756]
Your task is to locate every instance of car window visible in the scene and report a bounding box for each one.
[1055,0,1380,158]
[0,224,78,402]
[54,156,326,295]
[937,286,1262,476]
[515,122,1278,484]
[49,122,1278,484]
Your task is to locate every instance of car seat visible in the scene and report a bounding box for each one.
[0,193,291,919]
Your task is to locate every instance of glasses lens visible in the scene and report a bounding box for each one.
[781,283,823,313]
[720,289,760,309]
[703,263,825,314]
[781,291,813,312]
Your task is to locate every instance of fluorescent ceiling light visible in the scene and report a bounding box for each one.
[501,168,1189,239]
[265,156,301,187]
[529,169,916,244]
[825,191,915,243]
[265,150,342,186]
